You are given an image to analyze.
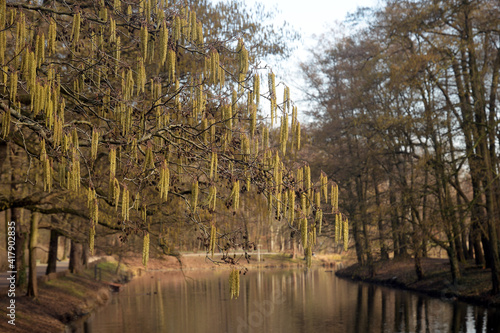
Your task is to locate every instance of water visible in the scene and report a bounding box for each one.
[71,268,500,333]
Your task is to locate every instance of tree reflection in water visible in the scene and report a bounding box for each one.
[71,268,500,333]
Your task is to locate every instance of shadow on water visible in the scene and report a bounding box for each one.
[69,268,500,333]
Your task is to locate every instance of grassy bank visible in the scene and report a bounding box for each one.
[0,257,132,333]
[335,258,500,307]
[0,252,338,332]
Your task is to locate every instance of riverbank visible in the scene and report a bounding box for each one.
[335,258,500,307]
[0,256,133,333]
[0,252,337,332]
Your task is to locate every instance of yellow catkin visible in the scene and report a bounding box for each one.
[237,39,248,78]
[251,107,256,138]
[143,144,154,171]
[159,160,170,201]
[72,12,81,46]
[159,22,168,66]
[113,178,120,209]
[190,11,197,42]
[137,57,146,93]
[109,147,117,199]
[301,192,307,215]
[317,209,323,235]
[36,32,45,66]
[44,158,52,192]
[89,224,95,255]
[276,191,282,218]
[115,36,121,72]
[296,167,303,191]
[253,74,260,106]
[288,189,295,225]
[300,217,307,247]
[109,148,116,178]
[315,191,320,208]
[305,165,311,199]
[114,0,121,12]
[331,184,338,213]
[343,217,349,251]
[208,185,217,211]
[209,152,216,180]
[228,180,240,210]
[141,25,148,60]
[173,16,181,42]
[335,213,341,244]
[167,49,176,82]
[110,17,116,43]
[196,21,203,44]
[122,187,129,221]
[296,122,301,151]
[1,103,10,138]
[229,269,240,299]
[69,147,80,191]
[142,232,150,266]
[192,181,199,213]
[209,223,216,257]
[91,128,99,162]
[321,172,328,203]
[48,18,56,55]
[9,70,17,102]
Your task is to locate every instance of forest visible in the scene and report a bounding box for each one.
[0,0,499,306]
[301,0,500,294]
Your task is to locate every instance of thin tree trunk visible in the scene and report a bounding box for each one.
[27,212,39,298]
[374,179,389,260]
[46,228,59,274]
[13,208,26,287]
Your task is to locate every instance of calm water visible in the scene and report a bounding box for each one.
[70,268,500,333]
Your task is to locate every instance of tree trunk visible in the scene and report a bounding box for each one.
[446,241,461,285]
[46,229,59,275]
[13,208,27,287]
[389,185,400,258]
[374,179,389,260]
[82,242,89,268]
[10,143,27,287]
[69,240,83,274]
[352,218,364,265]
[414,248,424,281]
[27,212,39,298]
[61,237,69,260]
[472,221,485,266]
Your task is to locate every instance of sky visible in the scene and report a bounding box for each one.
[239,0,381,116]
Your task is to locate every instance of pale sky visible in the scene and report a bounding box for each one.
[243,0,381,115]
[215,0,381,118]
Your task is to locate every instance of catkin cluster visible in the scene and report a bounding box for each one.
[237,39,249,82]
[40,139,52,192]
[122,187,129,221]
[192,181,199,213]
[142,232,150,267]
[228,180,240,210]
[209,224,217,257]
[331,184,339,213]
[320,172,328,203]
[206,185,217,211]
[159,160,170,201]
[229,269,240,299]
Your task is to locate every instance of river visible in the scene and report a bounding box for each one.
[69,268,500,332]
